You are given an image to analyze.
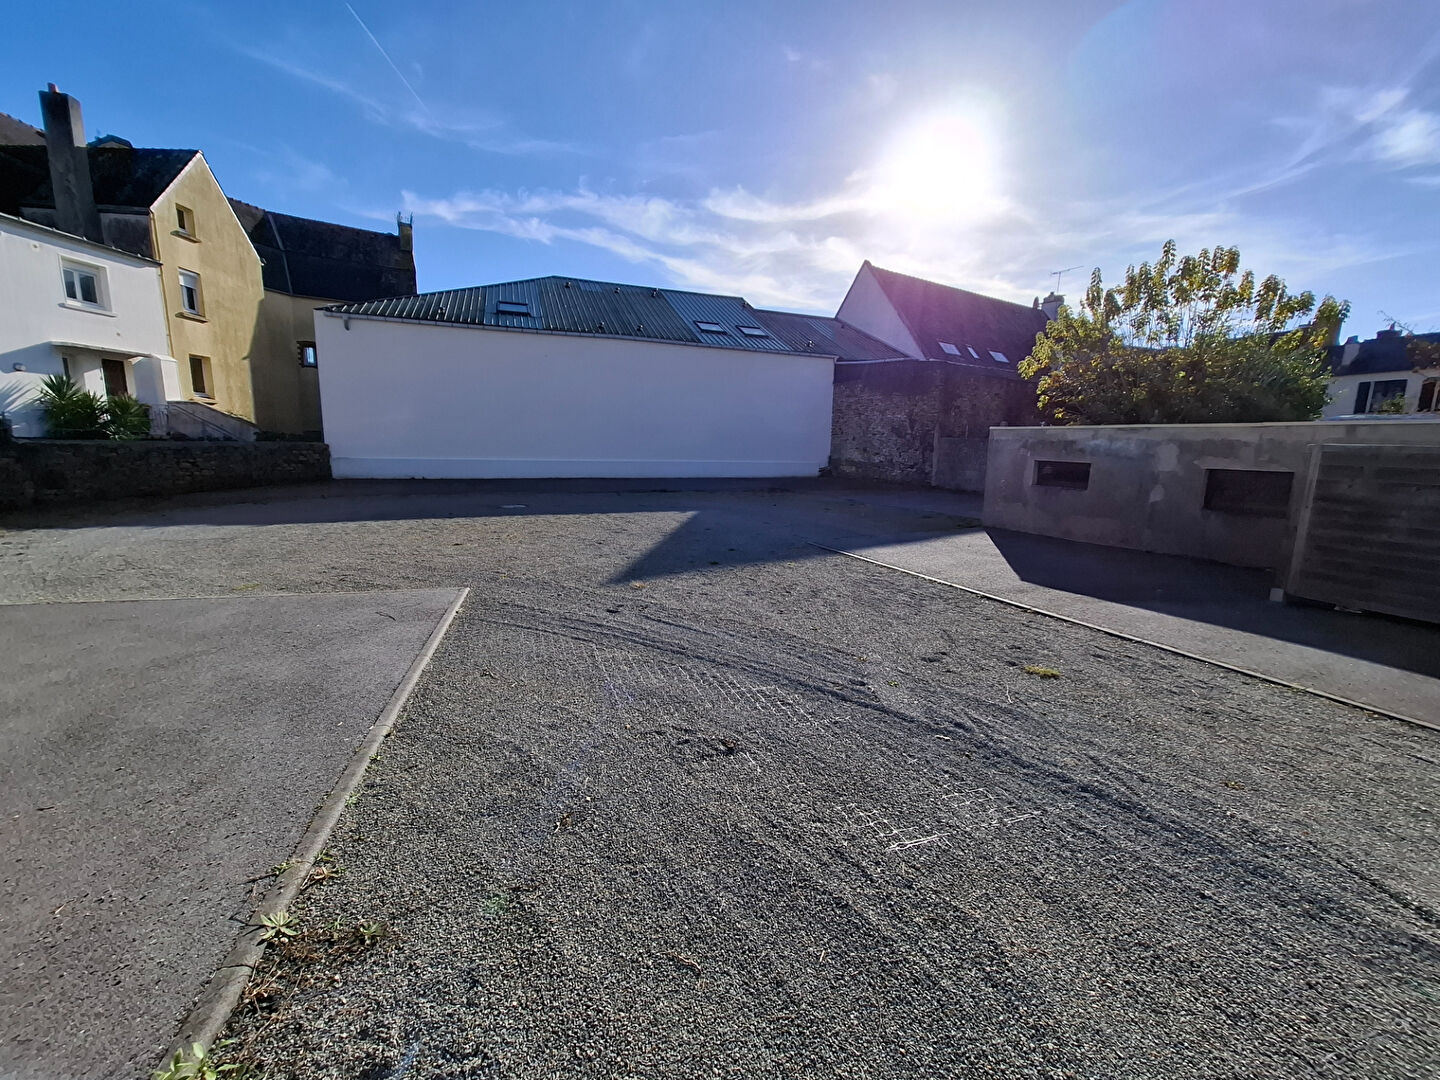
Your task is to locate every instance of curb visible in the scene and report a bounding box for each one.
[813,544,1439,734]
[160,586,470,1068]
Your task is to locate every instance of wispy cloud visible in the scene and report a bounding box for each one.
[396,151,1394,312]
[234,45,579,156]
[343,2,431,119]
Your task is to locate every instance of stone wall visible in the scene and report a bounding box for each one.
[830,361,1038,490]
[0,440,331,511]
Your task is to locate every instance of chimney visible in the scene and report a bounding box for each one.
[396,211,413,253]
[39,84,102,243]
[1040,291,1064,320]
[1376,323,1402,340]
[1340,335,1361,368]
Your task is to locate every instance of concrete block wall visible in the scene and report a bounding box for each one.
[983,420,1440,569]
[0,440,330,511]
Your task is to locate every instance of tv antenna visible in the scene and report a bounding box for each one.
[1051,265,1083,293]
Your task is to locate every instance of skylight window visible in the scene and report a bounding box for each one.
[495,300,531,316]
[966,346,980,359]
[738,326,770,338]
[695,321,728,333]
[938,341,961,356]
[990,350,1009,363]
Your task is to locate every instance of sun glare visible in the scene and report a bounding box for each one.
[869,108,1004,225]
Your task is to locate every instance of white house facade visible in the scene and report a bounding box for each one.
[317,278,836,479]
[0,213,178,437]
[1323,328,1440,419]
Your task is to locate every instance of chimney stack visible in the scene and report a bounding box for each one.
[396,211,413,254]
[1040,291,1064,320]
[39,84,103,243]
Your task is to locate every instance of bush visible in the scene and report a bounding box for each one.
[36,374,151,439]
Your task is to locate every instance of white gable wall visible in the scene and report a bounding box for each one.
[316,314,835,478]
[835,263,922,358]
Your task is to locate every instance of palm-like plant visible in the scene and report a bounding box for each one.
[103,394,152,439]
[37,374,108,438]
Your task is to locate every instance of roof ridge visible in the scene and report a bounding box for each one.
[868,262,1042,315]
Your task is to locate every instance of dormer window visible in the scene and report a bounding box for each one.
[495,299,532,316]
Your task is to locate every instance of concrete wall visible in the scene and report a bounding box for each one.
[0,440,330,511]
[0,215,173,436]
[1323,367,1440,418]
[249,290,324,436]
[983,420,1440,568]
[316,314,835,478]
[149,157,264,422]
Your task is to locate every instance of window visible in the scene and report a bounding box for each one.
[298,342,318,368]
[175,205,195,236]
[695,321,728,333]
[178,269,202,315]
[61,260,104,308]
[1419,378,1438,413]
[189,355,211,397]
[738,326,770,338]
[989,350,1010,364]
[495,299,531,316]
[1354,381,1371,414]
[966,346,980,359]
[1034,460,1091,489]
[1369,378,1407,412]
[939,341,962,356]
[1203,469,1293,518]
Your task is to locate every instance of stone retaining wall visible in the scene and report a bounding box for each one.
[0,440,331,511]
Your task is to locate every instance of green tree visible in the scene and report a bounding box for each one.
[35,374,152,439]
[1019,241,1348,425]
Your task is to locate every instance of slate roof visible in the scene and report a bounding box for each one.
[327,276,822,354]
[861,261,1049,376]
[0,111,42,145]
[751,308,911,361]
[0,145,197,215]
[228,198,416,302]
[1328,330,1440,375]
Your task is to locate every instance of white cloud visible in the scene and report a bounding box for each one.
[1291,85,1440,170]
[1373,107,1440,166]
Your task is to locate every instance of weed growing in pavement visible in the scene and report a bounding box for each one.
[268,860,292,877]
[152,1039,254,1079]
[1023,665,1062,678]
[257,912,299,943]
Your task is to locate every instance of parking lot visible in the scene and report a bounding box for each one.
[2,480,1437,1079]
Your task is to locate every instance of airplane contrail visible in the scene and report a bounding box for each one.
[344,2,432,118]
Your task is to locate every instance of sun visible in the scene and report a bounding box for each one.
[869,107,1004,225]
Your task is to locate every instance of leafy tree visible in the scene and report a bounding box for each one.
[1019,241,1349,425]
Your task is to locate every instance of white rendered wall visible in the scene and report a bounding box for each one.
[835,264,923,358]
[316,315,835,478]
[1324,369,1440,417]
[0,217,171,436]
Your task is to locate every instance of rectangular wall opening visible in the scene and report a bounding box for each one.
[1034,460,1091,489]
[1203,469,1294,517]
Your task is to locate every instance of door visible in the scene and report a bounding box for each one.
[101,358,129,398]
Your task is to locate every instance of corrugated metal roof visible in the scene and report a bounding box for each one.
[752,308,911,361]
[326,275,821,355]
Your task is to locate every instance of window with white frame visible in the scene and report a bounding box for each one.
[178,269,202,315]
[61,260,106,309]
[298,342,318,368]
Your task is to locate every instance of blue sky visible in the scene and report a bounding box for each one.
[3,0,1438,332]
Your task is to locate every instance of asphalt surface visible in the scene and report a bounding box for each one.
[0,589,462,1080]
[1,481,1437,1079]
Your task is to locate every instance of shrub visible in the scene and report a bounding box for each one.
[37,374,108,438]
[103,394,152,439]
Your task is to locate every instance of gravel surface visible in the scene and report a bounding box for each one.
[3,482,1437,1079]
